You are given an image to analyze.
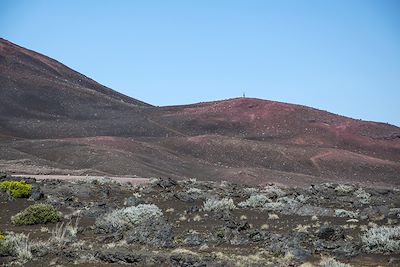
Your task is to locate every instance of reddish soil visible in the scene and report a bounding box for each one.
[0,38,399,187]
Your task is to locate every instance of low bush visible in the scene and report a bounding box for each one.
[353,188,371,204]
[361,225,400,254]
[263,202,284,211]
[261,185,286,198]
[0,180,32,198]
[203,197,236,212]
[11,204,61,225]
[334,184,354,194]
[243,187,259,195]
[262,195,307,212]
[334,209,358,218]
[186,188,203,195]
[0,232,32,263]
[238,194,270,208]
[319,256,352,267]
[96,204,163,232]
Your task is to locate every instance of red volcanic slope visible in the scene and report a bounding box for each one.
[148,98,400,186]
[155,98,400,158]
[0,38,399,186]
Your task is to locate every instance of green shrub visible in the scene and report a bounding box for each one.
[0,230,4,241]
[0,180,32,198]
[11,204,61,225]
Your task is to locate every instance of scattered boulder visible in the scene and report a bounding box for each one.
[318,226,344,241]
[183,231,205,246]
[125,218,173,247]
[155,177,178,189]
[29,183,44,201]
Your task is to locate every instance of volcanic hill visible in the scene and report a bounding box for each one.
[1,38,399,187]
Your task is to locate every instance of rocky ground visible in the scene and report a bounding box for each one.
[0,173,400,266]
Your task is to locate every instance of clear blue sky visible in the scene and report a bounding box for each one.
[1,0,399,126]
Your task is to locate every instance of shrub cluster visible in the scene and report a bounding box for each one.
[261,185,286,198]
[238,194,270,208]
[319,256,352,267]
[0,180,32,198]
[186,187,203,195]
[334,209,358,218]
[11,204,61,225]
[203,197,236,212]
[361,225,400,254]
[353,188,371,204]
[96,204,163,232]
[238,193,308,212]
[334,184,354,194]
[264,202,285,211]
[0,232,32,263]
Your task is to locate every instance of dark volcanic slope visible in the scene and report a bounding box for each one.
[0,38,169,139]
[1,38,399,186]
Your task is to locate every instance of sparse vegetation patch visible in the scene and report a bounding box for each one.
[0,175,398,266]
[261,185,286,198]
[361,225,400,254]
[238,194,270,208]
[353,188,371,204]
[0,232,32,264]
[203,197,236,212]
[334,209,358,218]
[335,184,354,194]
[96,204,163,232]
[319,256,352,267]
[11,204,61,225]
[0,180,32,198]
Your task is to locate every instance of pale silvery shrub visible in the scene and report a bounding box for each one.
[335,209,358,218]
[203,197,236,212]
[0,232,32,264]
[243,187,260,195]
[294,194,309,203]
[261,185,286,198]
[186,188,203,195]
[362,225,400,254]
[319,256,352,267]
[263,202,284,211]
[96,204,163,232]
[334,184,354,194]
[238,194,270,208]
[353,188,371,204]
